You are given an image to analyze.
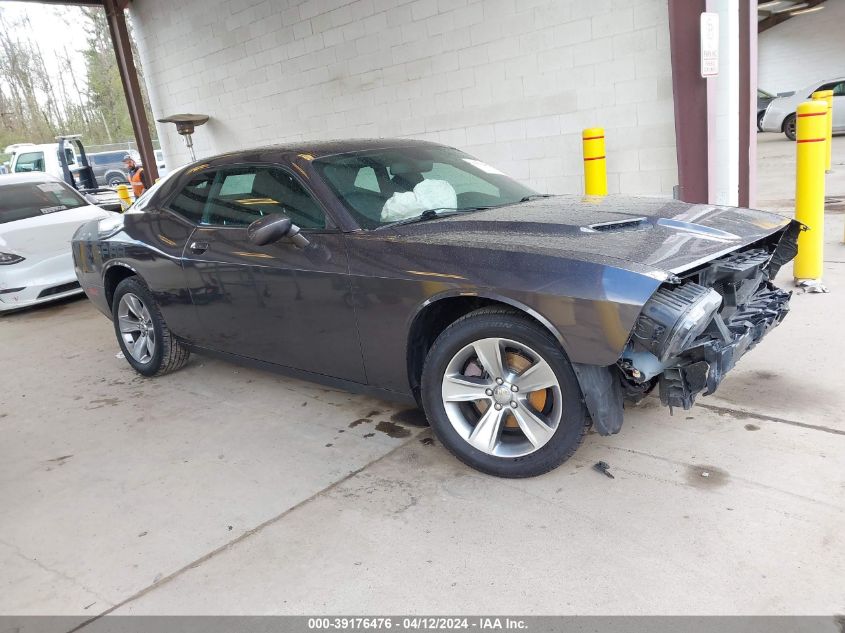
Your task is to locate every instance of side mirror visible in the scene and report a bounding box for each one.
[247,213,310,248]
[248,213,290,245]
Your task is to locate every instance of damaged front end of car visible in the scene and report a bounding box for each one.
[617,219,802,412]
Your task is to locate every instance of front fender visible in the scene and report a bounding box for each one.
[407,287,574,357]
[408,289,635,436]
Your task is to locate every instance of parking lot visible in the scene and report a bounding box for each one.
[2,135,844,622]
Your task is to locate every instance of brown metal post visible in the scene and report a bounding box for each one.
[667,0,708,204]
[103,0,158,186]
[737,0,752,208]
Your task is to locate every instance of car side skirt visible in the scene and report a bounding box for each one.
[183,343,419,407]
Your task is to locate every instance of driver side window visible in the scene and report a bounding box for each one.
[818,81,845,97]
[203,166,326,229]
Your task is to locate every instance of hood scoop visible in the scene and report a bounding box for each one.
[584,217,648,233]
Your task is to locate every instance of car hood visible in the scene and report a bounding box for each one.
[390,195,792,274]
[0,205,112,257]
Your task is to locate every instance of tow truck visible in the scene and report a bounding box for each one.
[8,135,123,212]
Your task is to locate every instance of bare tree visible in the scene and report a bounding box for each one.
[0,4,155,153]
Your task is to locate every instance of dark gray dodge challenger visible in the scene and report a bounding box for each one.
[72,139,800,477]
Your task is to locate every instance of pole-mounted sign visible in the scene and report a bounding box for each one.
[700,12,719,77]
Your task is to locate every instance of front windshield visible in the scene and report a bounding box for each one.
[313,146,536,229]
[0,181,87,224]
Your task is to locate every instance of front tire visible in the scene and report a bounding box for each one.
[421,308,589,478]
[783,113,796,141]
[112,276,190,377]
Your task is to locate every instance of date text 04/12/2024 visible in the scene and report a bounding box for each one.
[307,617,528,630]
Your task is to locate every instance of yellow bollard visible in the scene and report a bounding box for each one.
[793,100,827,281]
[582,127,607,196]
[811,89,833,172]
[115,184,132,212]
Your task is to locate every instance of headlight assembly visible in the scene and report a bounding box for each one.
[633,283,723,361]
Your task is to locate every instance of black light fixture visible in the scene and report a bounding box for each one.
[156,114,210,162]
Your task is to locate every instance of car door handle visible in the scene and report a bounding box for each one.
[189,241,209,254]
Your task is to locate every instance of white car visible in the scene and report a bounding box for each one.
[0,173,113,312]
[761,77,845,140]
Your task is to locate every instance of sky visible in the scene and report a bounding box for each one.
[0,1,92,94]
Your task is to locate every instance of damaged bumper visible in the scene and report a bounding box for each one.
[620,220,801,412]
[657,282,790,409]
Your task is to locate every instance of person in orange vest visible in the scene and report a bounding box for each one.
[123,155,146,198]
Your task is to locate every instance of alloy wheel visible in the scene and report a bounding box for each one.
[117,293,156,363]
[441,337,563,458]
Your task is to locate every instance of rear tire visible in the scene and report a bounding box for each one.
[783,113,796,141]
[420,308,588,478]
[112,276,190,377]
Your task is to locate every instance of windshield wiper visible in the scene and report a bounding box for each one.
[520,194,554,202]
[381,206,492,228]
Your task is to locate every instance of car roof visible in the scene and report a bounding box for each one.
[807,77,845,89]
[0,172,64,186]
[198,137,446,167]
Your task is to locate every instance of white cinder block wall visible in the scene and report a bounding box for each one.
[759,1,845,94]
[131,0,677,195]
